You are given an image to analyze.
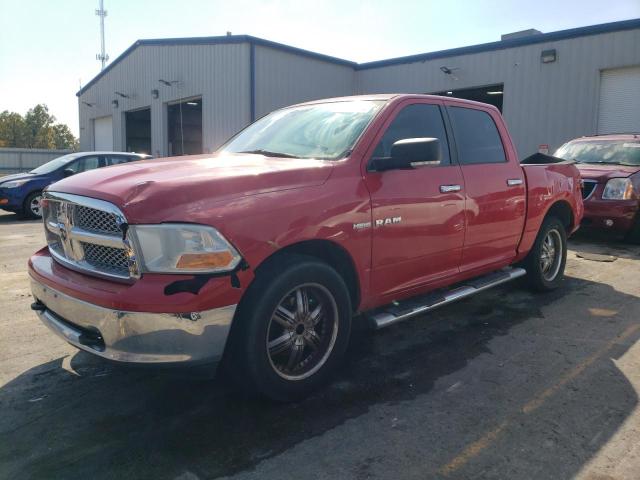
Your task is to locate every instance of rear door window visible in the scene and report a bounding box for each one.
[371,104,451,165]
[449,107,506,164]
[106,155,134,166]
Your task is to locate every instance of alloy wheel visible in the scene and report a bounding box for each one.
[30,195,42,217]
[540,228,562,281]
[266,283,339,381]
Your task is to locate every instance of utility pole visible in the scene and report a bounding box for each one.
[95,0,109,70]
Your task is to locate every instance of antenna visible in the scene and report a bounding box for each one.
[95,0,109,70]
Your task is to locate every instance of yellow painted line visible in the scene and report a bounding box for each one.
[438,324,640,476]
[439,421,509,475]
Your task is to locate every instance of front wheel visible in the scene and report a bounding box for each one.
[523,216,567,291]
[624,216,640,244]
[225,255,352,401]
[23,191,44,219]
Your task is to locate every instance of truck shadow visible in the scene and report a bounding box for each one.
[1,276,639,480]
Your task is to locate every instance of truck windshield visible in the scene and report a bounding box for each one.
[221,100,385,160]
[554,140,640,166]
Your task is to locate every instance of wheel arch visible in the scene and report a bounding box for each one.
[544,200,574,231]
[252,239,361,312]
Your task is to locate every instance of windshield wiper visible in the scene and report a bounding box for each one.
[238,149,300,159]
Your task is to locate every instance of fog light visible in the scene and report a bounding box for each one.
[604,219,614,227]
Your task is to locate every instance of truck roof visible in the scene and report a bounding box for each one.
[289,94,495,110]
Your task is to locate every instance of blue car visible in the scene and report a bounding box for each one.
[0,151,150,219]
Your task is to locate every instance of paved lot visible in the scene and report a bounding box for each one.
[1,210,639,480]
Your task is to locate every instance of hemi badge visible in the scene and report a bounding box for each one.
[353,222,372,230]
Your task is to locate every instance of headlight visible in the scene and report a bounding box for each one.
[1,179,29,188]
[602,178,634,200]
[130,224,242,274]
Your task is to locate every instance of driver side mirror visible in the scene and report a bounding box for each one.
[370,138,441,172]
[62,168,75,178]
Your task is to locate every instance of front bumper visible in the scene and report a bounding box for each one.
[30,276,237,364]
[0,187,25,211]
[582,197,639,232]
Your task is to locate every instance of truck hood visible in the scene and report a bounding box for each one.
[576,163,640,182]
[47,153,334,222]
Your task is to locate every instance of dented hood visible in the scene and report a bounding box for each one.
[576,163,640,182]
[47,153,333,222]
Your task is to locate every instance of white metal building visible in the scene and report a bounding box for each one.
[77,18,640,158]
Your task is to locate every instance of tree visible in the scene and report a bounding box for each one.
[0,111,28,147]
[0,104,77,150]
[52,124,78,150]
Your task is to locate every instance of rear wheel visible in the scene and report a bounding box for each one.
[23,191,43,219]
[524,216,567,291]
[225,255,352,401]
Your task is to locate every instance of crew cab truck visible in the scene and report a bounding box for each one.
[29,95,583,401]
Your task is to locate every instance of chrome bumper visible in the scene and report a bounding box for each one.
[30,277,237,364]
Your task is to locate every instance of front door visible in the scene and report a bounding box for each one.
[364,100,466,300]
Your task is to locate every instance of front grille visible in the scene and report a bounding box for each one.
[74,205,121,235]
[82,243,130,276]
[42,193,137,281]
[582,181,597,199]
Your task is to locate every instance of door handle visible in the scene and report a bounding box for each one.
[440,184,462,193]
[507,178,523,186]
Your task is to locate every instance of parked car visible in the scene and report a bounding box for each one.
[0,152,151,219]
[554,134,640,242]
[28,95,583,401]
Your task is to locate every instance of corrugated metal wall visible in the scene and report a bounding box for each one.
[356,29,640,157]
[0,148,72,173]
[78,43,250,156]
[253,45,355,117]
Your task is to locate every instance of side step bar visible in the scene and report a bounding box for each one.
[369,267,527,329]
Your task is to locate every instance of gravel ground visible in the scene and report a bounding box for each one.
[1,210,639,480]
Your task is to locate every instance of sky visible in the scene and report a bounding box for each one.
[1,0,639,137]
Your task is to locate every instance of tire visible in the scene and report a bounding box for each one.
[23,191,44,220]
[224,254,352,402]
[624,216,640,244]
[523,216,567,291]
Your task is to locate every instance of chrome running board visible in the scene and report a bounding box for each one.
[369,267,527,329]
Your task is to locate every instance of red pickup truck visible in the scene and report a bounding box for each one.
[29,94,583,401]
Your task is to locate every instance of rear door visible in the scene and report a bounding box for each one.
[446,103,526,272]
[364,99,466,299]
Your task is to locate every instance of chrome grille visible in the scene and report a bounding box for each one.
[74,205,121,234]
[42,192,138,281]
[82,243,130,276]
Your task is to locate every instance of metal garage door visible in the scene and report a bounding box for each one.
[597,66,640,134]
[94,116,113,150]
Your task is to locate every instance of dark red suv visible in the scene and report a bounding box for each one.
[555,134,640,243]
